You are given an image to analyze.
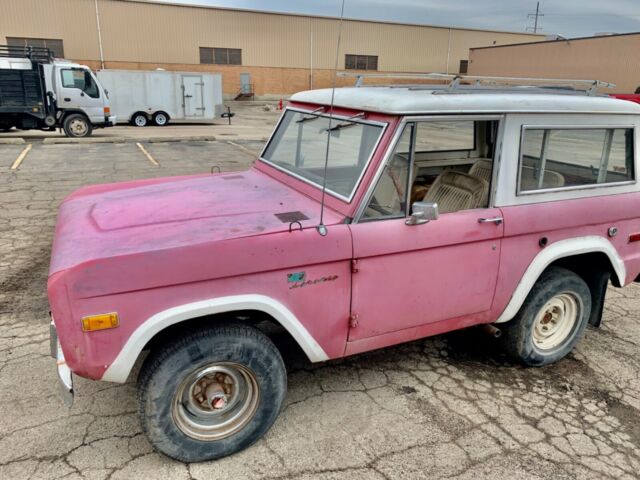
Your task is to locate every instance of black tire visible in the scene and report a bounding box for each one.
[153,111,169,126]
[0,125,12,132]
[63,114,92,138]
[131,112,148,127]
[138,322,287,462]
[501,267,592,366]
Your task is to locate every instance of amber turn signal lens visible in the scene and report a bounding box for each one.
[82,312,119,331]
[104,107,110,115]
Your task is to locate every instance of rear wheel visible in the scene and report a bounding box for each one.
[131,112,148,127]
[153,111,169,126]
[501,267,591,366]
[63,114,92,138]
[138,323,287,462]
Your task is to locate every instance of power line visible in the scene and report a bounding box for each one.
[527,1,544,33]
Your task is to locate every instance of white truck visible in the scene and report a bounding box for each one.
[95,69,223,126]
[0,45,114,137]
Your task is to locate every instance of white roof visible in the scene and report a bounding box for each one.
[290,86,640,115]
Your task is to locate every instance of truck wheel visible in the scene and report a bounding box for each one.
[131,113,148,127]
[63,114,92,137]
[0,125,12,132]
[501,267,591,366]
[138,322,287,462]
[153,111,169,126]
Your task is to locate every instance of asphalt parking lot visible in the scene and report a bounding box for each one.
[0,126,639,479]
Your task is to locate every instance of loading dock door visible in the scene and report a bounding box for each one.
[182,75,204,117]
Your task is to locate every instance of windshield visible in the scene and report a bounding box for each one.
[261,109,385,199]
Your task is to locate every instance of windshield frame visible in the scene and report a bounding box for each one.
[259,106,388,203]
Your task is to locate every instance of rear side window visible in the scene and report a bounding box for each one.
[519,127,635,192]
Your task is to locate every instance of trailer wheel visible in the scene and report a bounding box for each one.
[131,113,148,127]
[153,111,169,126]
[0,126,12,133]
[63,114,92,138]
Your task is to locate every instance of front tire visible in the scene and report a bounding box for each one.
[63,114,92,137]
[138,323,287,462]
[131,112,148,127]
[501,267,591,366]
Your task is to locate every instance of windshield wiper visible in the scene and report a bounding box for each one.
[296,107,324,123]
[324,112,366,132]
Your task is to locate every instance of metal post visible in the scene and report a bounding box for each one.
[446,28,452,74]
[310,24,314,89]
[94,0,105,69]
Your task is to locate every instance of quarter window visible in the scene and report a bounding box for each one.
[519,127,635,192]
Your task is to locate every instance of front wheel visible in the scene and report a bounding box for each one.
[63,114,92,137]
[131,112,148,127]
[501,267,592,366]
[138,323,287,462]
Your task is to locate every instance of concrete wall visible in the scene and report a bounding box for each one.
[0,0,543,98]
[468,34,640,94]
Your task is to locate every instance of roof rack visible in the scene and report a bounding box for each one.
[337,72,615,96]
[0,45,53,63]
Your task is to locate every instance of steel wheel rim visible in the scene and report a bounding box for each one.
[532,292,580,351]
[69,119,88,136]
[134,116,146,126]
[172,363,260,441]
[156,114,167,125]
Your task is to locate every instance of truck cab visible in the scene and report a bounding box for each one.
[0,45,114,137]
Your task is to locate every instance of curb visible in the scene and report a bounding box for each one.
[0,138,26,145]
[42,137,127,144]
[148,135,217,143]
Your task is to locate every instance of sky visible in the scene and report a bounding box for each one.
[151,0,640,38]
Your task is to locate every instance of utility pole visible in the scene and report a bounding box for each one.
[527,2,544,33]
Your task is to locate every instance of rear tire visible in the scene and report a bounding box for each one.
[131,112,148,127]
[138,322,287,462]
[153,111,169,126]
[501,267,591,366]
[63,114,92,138]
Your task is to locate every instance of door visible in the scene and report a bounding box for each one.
[348,118,504,341]
[240,73,251,95]
[182,75,204,117]
[57,67,104,122]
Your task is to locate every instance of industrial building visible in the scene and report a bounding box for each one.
[468,32,640,94]
[0,0,542,98]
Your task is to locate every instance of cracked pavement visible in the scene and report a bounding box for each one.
[1,120,639,479]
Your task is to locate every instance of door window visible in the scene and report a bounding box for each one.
[60,69,100,99]
[362,119,498,220]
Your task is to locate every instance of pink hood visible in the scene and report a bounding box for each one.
[50,167,343,277]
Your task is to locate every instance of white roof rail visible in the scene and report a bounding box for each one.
[337,72,615,96]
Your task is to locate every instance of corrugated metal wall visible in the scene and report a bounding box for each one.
[468,34,640,94]
[0,0,540,71]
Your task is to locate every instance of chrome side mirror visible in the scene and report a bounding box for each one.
[406,201,439,226]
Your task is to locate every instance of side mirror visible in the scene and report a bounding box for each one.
[405,201,439,226]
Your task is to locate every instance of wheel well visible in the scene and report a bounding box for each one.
[154,111,169,119]
[140,310,310,370]
[130,111,149,121]
[548,252,615,327]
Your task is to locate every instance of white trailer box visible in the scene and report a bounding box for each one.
[96,69,223,126]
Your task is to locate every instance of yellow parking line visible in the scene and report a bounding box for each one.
[136,142,159,166]
[227,140,260,158]
[10,144,32,170]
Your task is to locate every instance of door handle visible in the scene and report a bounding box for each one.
[478,217,503,225]
[63,98,71,102]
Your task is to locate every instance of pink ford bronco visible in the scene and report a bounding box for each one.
[49,74,640,462]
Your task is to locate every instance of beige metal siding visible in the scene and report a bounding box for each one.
[1,0,541,71]
[469,34,640,94]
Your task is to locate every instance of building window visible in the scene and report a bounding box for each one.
[7,37,64,58]
[345,54,378,71]
[200,47,241,65]
[459,60,469,74]
[518,127,635,193]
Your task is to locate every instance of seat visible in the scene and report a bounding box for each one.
[520,166,565,191]
[422,171,489,214]
[468,158,493,183]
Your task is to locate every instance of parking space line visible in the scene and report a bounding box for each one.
[226,140,260,158]
[136,142,159,166]
[10,144,32,170]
